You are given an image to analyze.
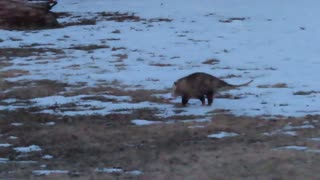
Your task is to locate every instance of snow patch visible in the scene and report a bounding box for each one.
[308,137,320,141]
[8,136,18,140]
[0,158,9,164]
[14,145,42,153]
[95,168,143,176]
[11,123,23,126]
[188,125,205,129]
[283,124,315,130]
[44,122,56,126]
[131,119,161,126]
[263,130,297,137]
[32,170,69,176]
[95,168,123,173]
[0,143,12,148]
[42,155,54,159]
[208,132,239,139]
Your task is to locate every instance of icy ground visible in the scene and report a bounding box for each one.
[1,0,320,117]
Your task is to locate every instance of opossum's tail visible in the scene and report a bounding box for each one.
[232,80,253,87]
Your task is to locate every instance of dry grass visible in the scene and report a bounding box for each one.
[1,112,320,179]
[68,44,110,51]
[257,83,288,88]
[149,63,173,67]
[219,17,247,23]
[202,58,220,65]
[293,90,319,95]
[112,54,128,62]
[111,47,126,51]
[59,11,172,30]
[99,12,142,22]
[0,47,64,57]
[3,80,67,99]
[0,69,30,78]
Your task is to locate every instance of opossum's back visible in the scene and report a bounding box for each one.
[178,72,214,83]
[175,72,217,95]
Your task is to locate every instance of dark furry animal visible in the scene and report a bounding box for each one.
[172,72,253,106]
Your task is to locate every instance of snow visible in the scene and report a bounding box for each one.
[125,170,143,176]
[208,131,239,139]
[263,130,297,137]
[263,122,316,137]
[0,144,12,148]
[283,124,315,130]
[14,145,42,153]
[308,137,320,141]
[95,168,143,176]
[32,170,69,176]
[11,123,23,126]
[277,146,308,151]
[276,146,320,153]
[1,0,320,117]
[8,136,18,140]
[44,122,56,126]
[42,155,54,159]
[0,158,9,164]
[131,119,161,126]
[188,125,205,129]
[95,168,123,174]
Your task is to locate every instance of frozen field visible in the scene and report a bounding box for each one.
[1,1,320,179]
[1,0,320,117]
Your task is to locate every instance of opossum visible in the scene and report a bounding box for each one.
[172,72,253,106]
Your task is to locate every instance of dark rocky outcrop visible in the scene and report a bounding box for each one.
[0,0,59,30]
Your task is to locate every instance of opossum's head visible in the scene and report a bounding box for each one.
[171,81,182,97]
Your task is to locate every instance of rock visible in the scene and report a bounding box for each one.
[0,0,59,30]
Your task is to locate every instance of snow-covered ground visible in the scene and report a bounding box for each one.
[1,0,320,117]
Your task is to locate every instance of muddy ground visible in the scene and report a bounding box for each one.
[1,109,320,179]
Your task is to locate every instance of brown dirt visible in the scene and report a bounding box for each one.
[1,111,320,179]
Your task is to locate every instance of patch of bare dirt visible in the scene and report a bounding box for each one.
[219,17,247,23]
[1,112,320,179]
[0,69,30,78]
[293,90,320,95]
[202,58,220,65]
[2,80,68,100]
[149,63,173,67]
[0,47,65,58]
[68,44,110,51]
[60,11,173,28]
[257,83,288,88]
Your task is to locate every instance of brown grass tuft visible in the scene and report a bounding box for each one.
[257,83,288,88]
[293,90,319,95]
[4,80,67,99]
[68,44,110,51]
[202,58,220,65]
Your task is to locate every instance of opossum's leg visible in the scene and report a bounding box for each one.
[207,92,214,106]
[198,95,205,106]
[182,95,189,106]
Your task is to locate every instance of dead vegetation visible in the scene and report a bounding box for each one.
[1,111,320,179]
[0,69,30,78]
[149,63,173,67]
[59,11,173,28]
[2,80,68,100]
[219,17,247,23]
[202,58,220,65]
[293,90,320,95]
[0,47,65,58]
[68,44,110,51]
[257,83,288,88]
